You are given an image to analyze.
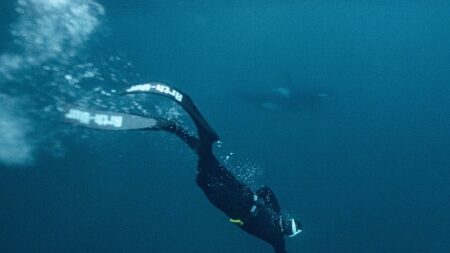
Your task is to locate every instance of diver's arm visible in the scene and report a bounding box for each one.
[273,243,287,253]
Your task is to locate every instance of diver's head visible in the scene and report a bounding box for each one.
[282,218,302,237]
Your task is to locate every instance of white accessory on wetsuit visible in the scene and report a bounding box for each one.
[288,219,302,237]
[250,194,258,213]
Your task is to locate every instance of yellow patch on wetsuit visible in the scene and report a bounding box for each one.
[229,218,244,226]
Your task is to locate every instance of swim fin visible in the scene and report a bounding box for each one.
[63,107,167,131]
[122,82,219,143]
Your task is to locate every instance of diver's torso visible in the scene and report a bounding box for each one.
[196,155,254,219]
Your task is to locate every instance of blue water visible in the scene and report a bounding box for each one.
[1,1,449,252]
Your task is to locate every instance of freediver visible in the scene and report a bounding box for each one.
[160,112,302,253]
[64,82,302,253]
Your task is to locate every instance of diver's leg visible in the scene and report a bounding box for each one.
[272,239,287,253]
[159,122,200,155]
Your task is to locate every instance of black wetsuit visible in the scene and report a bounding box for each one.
[163,123,288,253]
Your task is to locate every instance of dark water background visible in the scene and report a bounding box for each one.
[1,1,449,252]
